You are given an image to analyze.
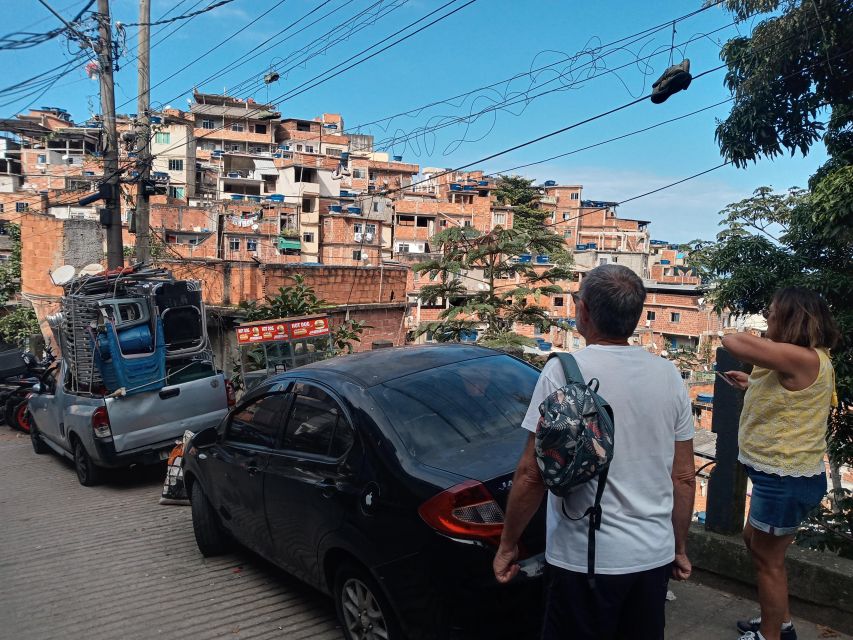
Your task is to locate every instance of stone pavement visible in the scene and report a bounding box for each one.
[0,430,849,640]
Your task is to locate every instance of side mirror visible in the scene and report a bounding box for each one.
[192,425,218,449]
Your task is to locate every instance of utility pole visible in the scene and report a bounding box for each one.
[97,0,124,269]
[134,0,151,263]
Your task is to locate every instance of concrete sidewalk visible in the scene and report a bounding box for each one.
[667,579,848,639]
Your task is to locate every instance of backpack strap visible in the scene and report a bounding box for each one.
[586,466,609,589]
[548,352,584,385]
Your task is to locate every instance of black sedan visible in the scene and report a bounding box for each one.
[183,344,546,640]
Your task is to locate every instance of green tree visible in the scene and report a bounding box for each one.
[493,175,549,235]
[415,224,572,343]
[0,306,40,347]
[0,224,23,305]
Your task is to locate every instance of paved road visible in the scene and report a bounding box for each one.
[0,430,849,640]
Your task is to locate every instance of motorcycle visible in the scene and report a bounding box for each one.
[1,347,56,433]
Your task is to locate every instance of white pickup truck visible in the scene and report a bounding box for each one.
[28,359,231,486]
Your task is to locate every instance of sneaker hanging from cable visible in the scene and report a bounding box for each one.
[650,58,692,104]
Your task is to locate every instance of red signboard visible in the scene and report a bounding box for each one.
[236,317,329,345]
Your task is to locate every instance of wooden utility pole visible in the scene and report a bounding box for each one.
[97,0,124,269]
[134,0,151,263]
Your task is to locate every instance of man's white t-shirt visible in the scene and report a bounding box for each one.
[521,345,694,575]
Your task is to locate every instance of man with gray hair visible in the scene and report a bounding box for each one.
[493,264,696,639]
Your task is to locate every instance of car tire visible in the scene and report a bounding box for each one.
[334,561,403,640]
[30,422,49,454]
[73,438,103,486]
[190,481,230,557]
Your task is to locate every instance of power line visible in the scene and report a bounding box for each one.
[0,0,94,50]
[121,0,235,27]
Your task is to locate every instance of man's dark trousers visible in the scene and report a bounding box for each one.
[541,562,670,639]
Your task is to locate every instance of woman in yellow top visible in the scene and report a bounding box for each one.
[721,287,840,640]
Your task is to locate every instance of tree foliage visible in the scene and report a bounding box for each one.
[0,224,22,305]
[714,0,853,170]
[0,306,40,347]
[415,219,572,343]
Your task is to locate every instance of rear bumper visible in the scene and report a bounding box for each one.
[91,435,177,468]
[373,535,545,640]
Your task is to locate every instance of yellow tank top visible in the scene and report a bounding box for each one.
[738,348,834,477]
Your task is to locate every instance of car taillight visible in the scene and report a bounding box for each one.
[224,380,236,407]
[91,406,112,439]
[418,480,505,546]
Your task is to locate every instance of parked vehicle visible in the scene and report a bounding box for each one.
[1,347,56,433]
[28,358,232,486]
[183,344,546,640]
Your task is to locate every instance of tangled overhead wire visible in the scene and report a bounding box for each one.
[0,0,95,50]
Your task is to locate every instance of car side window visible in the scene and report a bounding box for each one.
[226,392,289,448]
[282,383,353,458]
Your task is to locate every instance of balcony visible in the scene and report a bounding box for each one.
[540,195,557,205]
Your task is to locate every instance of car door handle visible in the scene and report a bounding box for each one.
[319,480,337,498]
[159,388,180,399]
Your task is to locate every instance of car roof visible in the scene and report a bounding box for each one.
[286,343,503,388]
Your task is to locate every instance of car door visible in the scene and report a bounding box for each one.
[264,381,362,586]
[29,362,67,447]
[207,386,290,559]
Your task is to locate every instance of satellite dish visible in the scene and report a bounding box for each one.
[50,265,77,286]
[79,263,104,276]
[251,223,259,230]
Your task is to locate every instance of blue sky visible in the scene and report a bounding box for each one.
[3,0,828,242]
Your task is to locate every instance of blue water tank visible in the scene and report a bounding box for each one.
[393,155,403,162]
[230,194,244,201]
[518,254,532,263]
[449,183,461,191]
[536,255,549,264]
[347,206,362,214]
[539,342,552,351]
[267,194,284,203]
[329,205,343,213]
[543,180,557,187]
[697,394,714,403]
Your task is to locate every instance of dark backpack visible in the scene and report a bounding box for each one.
[534,352,615,587]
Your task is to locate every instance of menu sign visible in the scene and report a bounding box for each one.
[236,317,329,345]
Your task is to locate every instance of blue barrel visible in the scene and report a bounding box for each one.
[117,324,153,354]
[539,342,552,351]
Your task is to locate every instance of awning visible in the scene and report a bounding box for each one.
[278,238,301,250]
[253,158,277,175]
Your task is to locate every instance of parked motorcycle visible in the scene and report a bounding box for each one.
[1,347,55,433]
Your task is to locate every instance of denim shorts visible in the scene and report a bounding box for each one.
[746,466,827,536]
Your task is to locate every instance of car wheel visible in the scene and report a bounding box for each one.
[30,423,49,455]
[190,481,231,556]
[335,562,402,640]
[73,438,103,486]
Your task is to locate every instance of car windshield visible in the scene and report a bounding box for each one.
[371,354,538,459]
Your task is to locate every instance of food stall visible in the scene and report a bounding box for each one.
[236,314,334,390]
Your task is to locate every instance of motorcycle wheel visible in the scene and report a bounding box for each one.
[6,399,30,433]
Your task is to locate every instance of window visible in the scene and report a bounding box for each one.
[229,238,240,251]
[226,392,289,448]
[571,192,579,200]
[296,144,303,152]
[553,296,564,307]
[230,122,244,132]
[253,124,267,134]
[599,258,608,266]
[352,168,365,179]
[247,238,258,252]
[304,145,314,153]
[37,154,47,164]
[562,212,570,221]
[416,217,429,228]
[463,220,472,227]
[201,120,214,130]
[229,144,241,152]
[563,230,571,238]
[0,204,4,213]
[373,202,380,213]
[281,384,352,457]
[301,197,313,213]
[493,212,506,225]
[155,132,170,144]
[647,311,656,321]
[303,232,314,243]
[439,220,448,228]
[168,159,183,171]
[671,312,681,323]
[371,355,538,459]
[680,370,691,380]
[352,250,362,261]
[326,147,343,157]
[296,122,311,132]
[573,337,580,348]
[15,202,28,212]
[397,243,410,253]
[168,186,184,199]
[354,223,376,235]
